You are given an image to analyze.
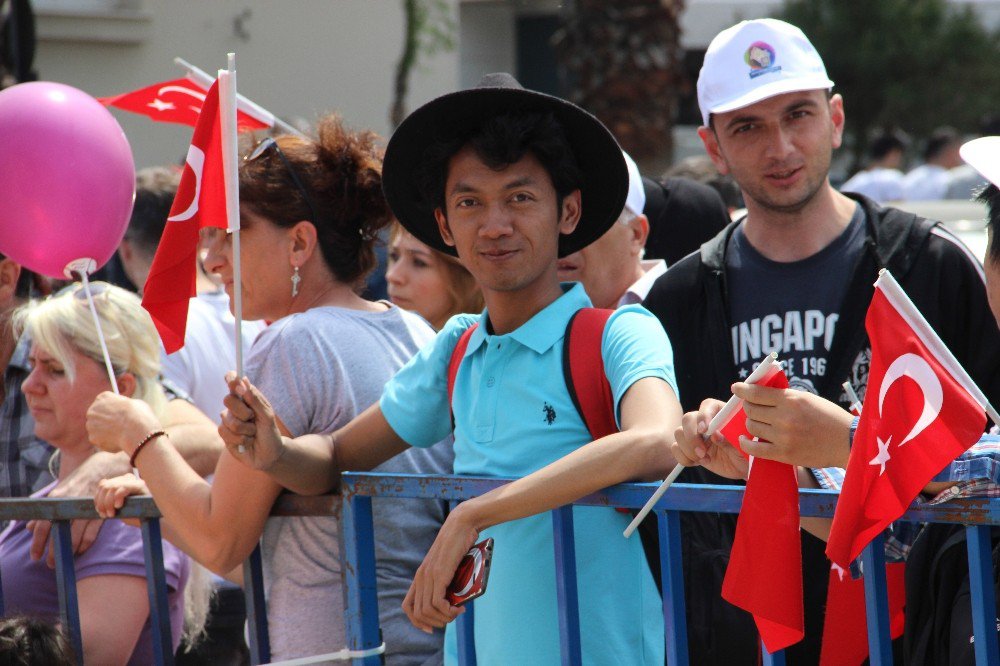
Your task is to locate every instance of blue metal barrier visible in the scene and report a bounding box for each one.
[340,472,1000,666]
[0,496,175,665]
[4,478,998,665]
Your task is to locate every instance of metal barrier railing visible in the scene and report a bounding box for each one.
[4,477,998,665]
[339,472,1000,666]
[0,493,336,666]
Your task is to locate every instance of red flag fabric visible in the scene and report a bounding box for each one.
[100,77,269,132]
[141,80,229,353]
[826,286,987,567]
[717,367,806,653]
[819,562,906,666]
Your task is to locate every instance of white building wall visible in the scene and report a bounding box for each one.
[32,1,461,168]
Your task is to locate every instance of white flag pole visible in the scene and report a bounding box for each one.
[876,269,1000,429]
[219,54,243,380]
[175,56,304,138]
[625,354,781,538]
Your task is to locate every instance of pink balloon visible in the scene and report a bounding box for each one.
[0,81,135,278]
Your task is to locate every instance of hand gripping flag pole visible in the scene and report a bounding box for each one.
[624,352,781,538]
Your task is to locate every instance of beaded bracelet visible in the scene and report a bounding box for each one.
[129,430,167,467]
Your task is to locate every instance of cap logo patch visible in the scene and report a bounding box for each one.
[745,41,781,79]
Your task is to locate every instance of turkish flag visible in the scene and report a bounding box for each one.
[826,281,988,568]
[141,80,229,353]
[819,562,906,666]
[715,365,806,653]
[100,77,269,132]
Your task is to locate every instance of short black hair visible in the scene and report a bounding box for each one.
[0,615,76,665]
[418,111,583,216]
[123,167,180,258]
[923,127,962,162]
[978,183,1000,264]
[868,129,909,161]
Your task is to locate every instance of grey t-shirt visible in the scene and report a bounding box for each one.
[725,205,865,393]
[248,304,452,664]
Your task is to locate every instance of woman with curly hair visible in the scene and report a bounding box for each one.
[88,116,452,664]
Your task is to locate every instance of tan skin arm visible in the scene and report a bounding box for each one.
[30,393,223,566]
[76,574,150,665]
[160,397,225,477]
[218,373,410,495]
[220,372,682,631]
[403,376,680,631]
[87,393,281,575]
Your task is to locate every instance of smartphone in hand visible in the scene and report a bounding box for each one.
[445,537,494,606]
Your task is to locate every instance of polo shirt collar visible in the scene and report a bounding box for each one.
[464,282,593,357]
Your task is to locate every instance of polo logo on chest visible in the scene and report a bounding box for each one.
[543,402,556,425]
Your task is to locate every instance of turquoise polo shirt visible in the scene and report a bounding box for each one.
[381,283,676,665]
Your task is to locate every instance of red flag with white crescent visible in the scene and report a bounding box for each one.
[141,80,229,353]
[826,281,987,568]
[99,77,270,132]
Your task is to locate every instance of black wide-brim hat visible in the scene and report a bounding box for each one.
[382,72,628,258]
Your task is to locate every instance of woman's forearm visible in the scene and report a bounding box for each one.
[132,438,280,573]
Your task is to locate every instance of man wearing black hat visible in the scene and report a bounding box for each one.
[220,73,682,663]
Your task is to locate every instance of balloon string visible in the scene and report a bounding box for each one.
[78,272,120,395]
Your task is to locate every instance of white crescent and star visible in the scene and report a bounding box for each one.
[147,98,175,112]
[869,435,892,475]
[157,85,206,103]
[156,85,206,116]
[878,353,943,446]
[453,547,484,598]
[867,352,944,474]
[167,145,206,223]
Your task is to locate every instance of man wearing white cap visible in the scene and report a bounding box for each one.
[643,18,1000,663]
[556,151,666,308]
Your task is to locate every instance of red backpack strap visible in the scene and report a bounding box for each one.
[447,323,478,427]
[563,308,617,440]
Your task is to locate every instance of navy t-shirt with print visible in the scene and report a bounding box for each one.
[726,205,865,394]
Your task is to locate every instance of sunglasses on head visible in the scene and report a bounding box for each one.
[245,137,320,224]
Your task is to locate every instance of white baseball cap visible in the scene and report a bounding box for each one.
[697,18,834,127]
[622,150,645,217]
[960,136,1000,188]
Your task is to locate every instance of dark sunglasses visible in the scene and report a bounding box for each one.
[245,137,320,224]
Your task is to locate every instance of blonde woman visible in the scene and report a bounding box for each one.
[386,223,483,329]
[0,283,194,665]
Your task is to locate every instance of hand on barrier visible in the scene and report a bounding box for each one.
[26,516,103,569]
[93,474,149,527]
